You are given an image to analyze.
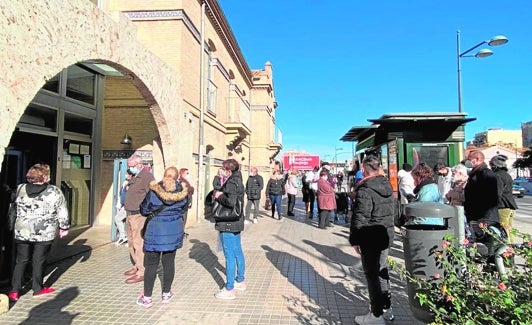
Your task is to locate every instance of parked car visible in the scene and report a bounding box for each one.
[513,183,525,198]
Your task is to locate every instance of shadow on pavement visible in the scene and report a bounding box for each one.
[261,244,365,324]
[19,286,80,325]
[44,239,91,288]
[188,239,226,289]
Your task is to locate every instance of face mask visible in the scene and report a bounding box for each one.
[451,175,457,183]
[129,167,139,175]
[184,174,190,180]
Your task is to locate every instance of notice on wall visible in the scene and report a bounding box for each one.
[83,155,91,168]
[80,145,90,155]
[71,156,82,169]
[69,143,80,154]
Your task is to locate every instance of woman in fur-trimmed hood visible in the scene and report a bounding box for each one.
[137,167,188,307]
[140,169,189,252]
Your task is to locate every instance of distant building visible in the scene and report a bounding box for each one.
[471,128,522,148]
[522,121,532,148]
[466,144,529,179]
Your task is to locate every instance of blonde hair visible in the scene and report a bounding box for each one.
[26,163,50,184]
[162,166,179,191]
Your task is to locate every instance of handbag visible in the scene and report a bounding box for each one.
[264,198,271,211]
[212,198,242,222]
[140,204,168,239]
[8,185,24,232]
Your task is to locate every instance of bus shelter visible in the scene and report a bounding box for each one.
[340,112,476,193]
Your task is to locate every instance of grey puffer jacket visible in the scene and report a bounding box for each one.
[349,175,396,249]
[215,170,245,233]
[14,183,70,242]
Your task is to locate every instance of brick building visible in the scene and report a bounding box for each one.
[0,0,282,234]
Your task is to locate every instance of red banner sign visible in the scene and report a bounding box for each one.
[283,155,320,171]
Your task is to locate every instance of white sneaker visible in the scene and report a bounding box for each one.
[214,288,235,300]
[244,220,250,225]
[252,218,258,224]
[354,311,385,325]
[383,308,395,321]
[234,281,246,291]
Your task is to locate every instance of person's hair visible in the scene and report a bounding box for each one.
[433,163,446,172]
[179,168,189,176]
[402,163,413,172]
[411,162,433,183]
[128,154,142,165]
[468,150,484,162]
[26,163,50,184]
[319,169,329,177]
[362,155,381,174]
[452,164,468,175]
[222,158,239,172]
[162,166,179,191]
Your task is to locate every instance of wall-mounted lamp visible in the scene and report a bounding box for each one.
[120,133,132,145]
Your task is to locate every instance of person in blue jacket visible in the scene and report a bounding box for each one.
[136,166,188,308]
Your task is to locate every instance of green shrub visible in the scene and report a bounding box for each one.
[390,225,532,325]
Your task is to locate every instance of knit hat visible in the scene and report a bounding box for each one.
[490,154,508,169]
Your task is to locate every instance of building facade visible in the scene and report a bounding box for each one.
[472,128,522,148]
[0,0,282,236]
[522,121,532,149]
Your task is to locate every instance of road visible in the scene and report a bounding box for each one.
[513,195,532,236]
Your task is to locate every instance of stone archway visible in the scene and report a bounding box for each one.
[0,0,189,170]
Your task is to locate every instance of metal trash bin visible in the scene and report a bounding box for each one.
[403,202,458,323]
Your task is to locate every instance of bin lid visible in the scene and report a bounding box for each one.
[404,202,455,219]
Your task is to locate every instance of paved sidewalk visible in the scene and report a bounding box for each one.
[1,198,425,325]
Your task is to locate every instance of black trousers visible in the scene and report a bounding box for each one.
[287,194,296,214]
[360,246,392,317]
[11,240,52,293]
[143,250,176,297]
[308,190,316,213]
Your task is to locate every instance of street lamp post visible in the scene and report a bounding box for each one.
[456,30,508,113]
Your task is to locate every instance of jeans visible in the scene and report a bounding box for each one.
[143,250,176,297]
[220,232,245,290]
[245,199,260,220]
[360,246,391,317]
[269,194,282,218]
[11,240,52,293]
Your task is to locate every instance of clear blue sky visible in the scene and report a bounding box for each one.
[219,0,532,161]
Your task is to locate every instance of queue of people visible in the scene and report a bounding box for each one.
[4,151,521,325]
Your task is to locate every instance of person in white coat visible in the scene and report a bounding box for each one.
[397,163,415,215]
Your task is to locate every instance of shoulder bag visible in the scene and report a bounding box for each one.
[8,185,24,232]
[212,198,242,222]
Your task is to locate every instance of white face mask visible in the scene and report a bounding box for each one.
[184,174,190,180]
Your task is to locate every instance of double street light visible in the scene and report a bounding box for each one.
[456,30,508,113]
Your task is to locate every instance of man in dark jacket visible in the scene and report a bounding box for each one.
[244,166,263,224]
[349,155,396,325]
[464,150,499,224]
[464,150,501,256]
[489,154,518,243]
[213,159,246,300]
